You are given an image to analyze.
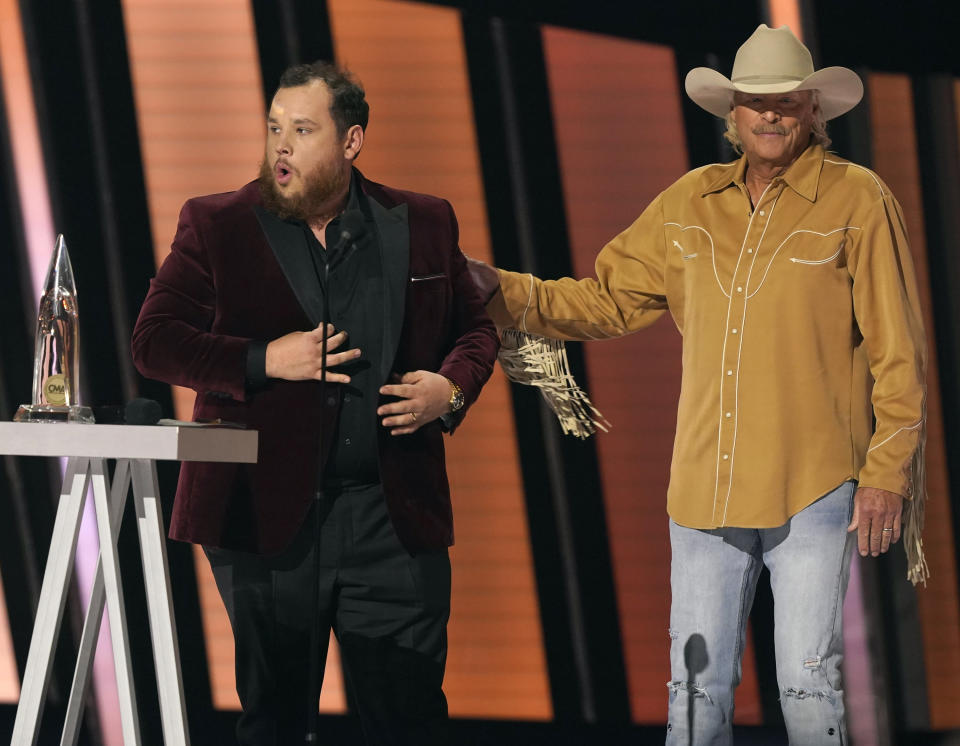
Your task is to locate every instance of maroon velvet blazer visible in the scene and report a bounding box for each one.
[131,173,499,555]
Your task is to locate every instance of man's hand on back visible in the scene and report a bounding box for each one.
[466,256,500,304]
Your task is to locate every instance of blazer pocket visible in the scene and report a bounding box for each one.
[410,273,447,282]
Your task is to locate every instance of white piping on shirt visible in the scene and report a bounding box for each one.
[712,182,776,522]
[824,159,884,196]
[664,222,726,296]
[790,245,843,265]
[718,187,781,525]
[867,419,923,452]
[746,227,861,298]
[521,273,534,332]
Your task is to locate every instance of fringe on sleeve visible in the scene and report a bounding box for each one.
[903,417,929,586]
[497,329,610,440]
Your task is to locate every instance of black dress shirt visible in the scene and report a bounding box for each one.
[246,175,384,486]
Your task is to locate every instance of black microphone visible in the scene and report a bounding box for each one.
[124,398,163,425]
[327,209,366,270]
[683,634,709,744]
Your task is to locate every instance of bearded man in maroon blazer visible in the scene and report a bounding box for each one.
[132,62,498,746]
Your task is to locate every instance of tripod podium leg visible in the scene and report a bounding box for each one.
[89,458,142,745]
[61,460,132,746]
[11,458,91,746]
[131,459,190,746]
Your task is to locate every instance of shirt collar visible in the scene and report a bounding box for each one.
[778,144,824,203]
[332,168,363,221]
[700,143,825,203]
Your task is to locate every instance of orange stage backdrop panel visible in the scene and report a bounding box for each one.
[767,0,804,40]
[542,26,763,725]
[327,0,551,719]
[868,72,960,729]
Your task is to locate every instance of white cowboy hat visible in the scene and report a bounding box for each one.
[684,24,863,120]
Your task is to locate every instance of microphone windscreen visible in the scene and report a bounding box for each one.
[91,405,124,424]
[125,398,163,426]
[340,209,366,241]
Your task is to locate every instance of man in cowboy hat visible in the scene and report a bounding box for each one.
[469,24,927,745]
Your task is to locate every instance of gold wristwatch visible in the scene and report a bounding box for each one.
[446,378,464,412]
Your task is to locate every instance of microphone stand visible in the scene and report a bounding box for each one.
[305,223,354,743]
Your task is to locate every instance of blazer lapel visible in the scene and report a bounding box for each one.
[368,197,409,383]
[254,206,323,325]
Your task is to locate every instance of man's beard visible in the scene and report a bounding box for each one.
[258,158,349,223]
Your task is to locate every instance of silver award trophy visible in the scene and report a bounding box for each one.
[14,234,94,423]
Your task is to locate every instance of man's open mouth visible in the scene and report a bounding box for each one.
[275,162,293,185]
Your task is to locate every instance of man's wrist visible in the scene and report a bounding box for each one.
[246,341,269,389]
[444,377,464,412]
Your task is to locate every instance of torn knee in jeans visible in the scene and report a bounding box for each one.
[781,687,835,703]
[667,680,714,705]
[668,628,679,640]
[802,655,822,670]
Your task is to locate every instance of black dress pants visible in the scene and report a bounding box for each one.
[204,484,451,745]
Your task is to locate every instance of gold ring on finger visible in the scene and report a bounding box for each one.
[410,412,417,423]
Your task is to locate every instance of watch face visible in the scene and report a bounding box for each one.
[450,388,465,411]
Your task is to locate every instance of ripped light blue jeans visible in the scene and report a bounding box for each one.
[666,481,855,745]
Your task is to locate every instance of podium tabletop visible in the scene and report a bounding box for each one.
[0,422,257,463]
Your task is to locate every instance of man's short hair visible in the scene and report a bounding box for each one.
[277,62,369,135]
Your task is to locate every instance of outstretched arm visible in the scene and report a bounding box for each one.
[468,194,671,340]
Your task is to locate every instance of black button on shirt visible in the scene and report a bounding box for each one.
[306,200,383,485]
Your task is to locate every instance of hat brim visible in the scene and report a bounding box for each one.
[684,66,864,120]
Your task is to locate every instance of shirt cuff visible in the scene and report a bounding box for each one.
[245,341,268,390]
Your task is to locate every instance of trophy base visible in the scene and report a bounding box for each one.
[14,404,95,424]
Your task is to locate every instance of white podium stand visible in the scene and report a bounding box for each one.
[0,423,258,746]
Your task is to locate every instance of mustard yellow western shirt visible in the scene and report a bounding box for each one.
[488,144,926,533]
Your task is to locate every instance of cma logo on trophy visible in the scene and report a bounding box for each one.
[15,234,94,423]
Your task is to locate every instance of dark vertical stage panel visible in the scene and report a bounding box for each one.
[674,50,735,168]
[251,0,335,104]
[16,0,215,741]
[858,71,960,734]
[461,14,631,723]
[829,87,904,745]
[19,0,151,406]
[815,27,960,728]
[0,43,44,658]
[840,82,929,742]
[815,0,960,733]
[418,0,756,52]
[911,74,960,729]
[0,58,88,733]
[326,0,550,717]
[913,73,960,612]
[411,0,769,727]
[815,0,960,729]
